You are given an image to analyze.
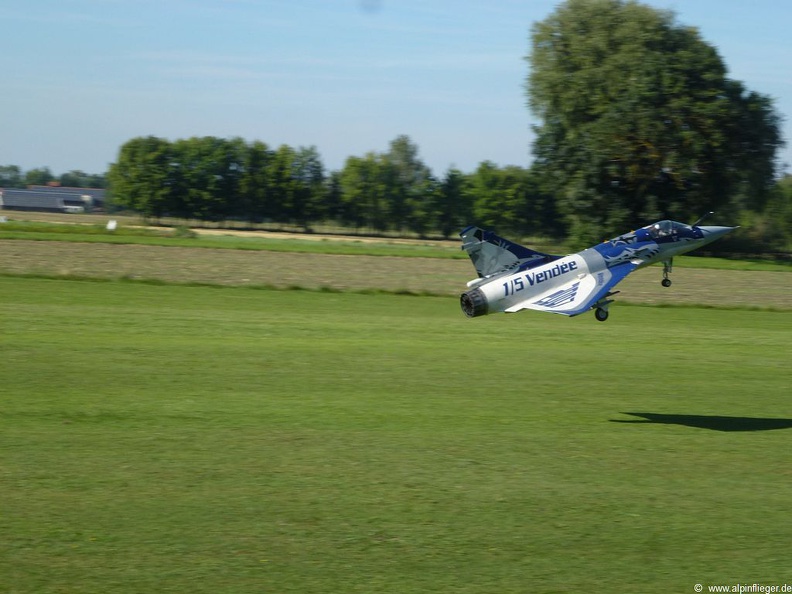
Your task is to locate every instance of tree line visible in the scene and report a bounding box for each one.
[0,165,106,189]
[105,134,564,240]
[4,128,790,250]
[104,131,790,251]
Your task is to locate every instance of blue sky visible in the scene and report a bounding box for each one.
[2,0,790,177]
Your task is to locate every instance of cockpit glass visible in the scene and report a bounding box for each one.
[644,220,689,239]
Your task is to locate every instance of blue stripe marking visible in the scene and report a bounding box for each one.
[533,282,580,308]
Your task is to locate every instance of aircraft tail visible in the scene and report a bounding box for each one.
[460,226,560,279]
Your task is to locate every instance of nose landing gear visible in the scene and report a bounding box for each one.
[661,258,673,287]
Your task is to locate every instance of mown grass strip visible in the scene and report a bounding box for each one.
[0,221,465,259]
[0,270,786,311]
[0,271,441,297]
[2,277,791,593]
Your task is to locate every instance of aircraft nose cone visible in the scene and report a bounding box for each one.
[699,225,739,240]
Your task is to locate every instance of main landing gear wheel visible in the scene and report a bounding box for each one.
[661,278,672,288]
[595,308,609,322]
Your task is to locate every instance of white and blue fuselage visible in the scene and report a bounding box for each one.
[460,220,736,320]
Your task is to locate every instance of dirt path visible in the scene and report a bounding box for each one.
[193,227,460,247]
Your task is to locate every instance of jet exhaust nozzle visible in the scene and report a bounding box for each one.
[461,288,488,318]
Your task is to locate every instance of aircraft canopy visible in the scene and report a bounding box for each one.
[644,220,689,239]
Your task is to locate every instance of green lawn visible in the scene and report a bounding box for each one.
[0,220,466,259]
[2,277,791,593]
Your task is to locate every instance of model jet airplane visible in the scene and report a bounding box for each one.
[459,216,737,322]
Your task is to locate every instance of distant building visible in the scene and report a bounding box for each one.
[0,186,106,213]
[27,185,106,206]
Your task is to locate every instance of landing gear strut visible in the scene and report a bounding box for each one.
[593,293,618,322]
[661,259,673,287]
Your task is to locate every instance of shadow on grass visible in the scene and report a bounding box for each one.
[610,412,792,432]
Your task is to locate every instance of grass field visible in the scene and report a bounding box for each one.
[0,220,467,259]
[2,276,791,593]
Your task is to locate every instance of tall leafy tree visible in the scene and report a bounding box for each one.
[171,138,214,220]
[238,140,273,223]
[468,162,525,236]
[323,170,345,223]
[291,146,326,228]
[383,135,434,234]
[339,153,389,232]
[774,176,792,249]
[108,136,175,218]
[267,145,298,225]
[59,170,106,188]
[469,161,506,231]
[527,0,783,245]
[435,168,473,238]
[0,165,24,188]
[24,167,55,187]
[216,137,247,220]
[741,175,792,251]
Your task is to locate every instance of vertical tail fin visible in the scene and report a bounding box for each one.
[460,226,560,279]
